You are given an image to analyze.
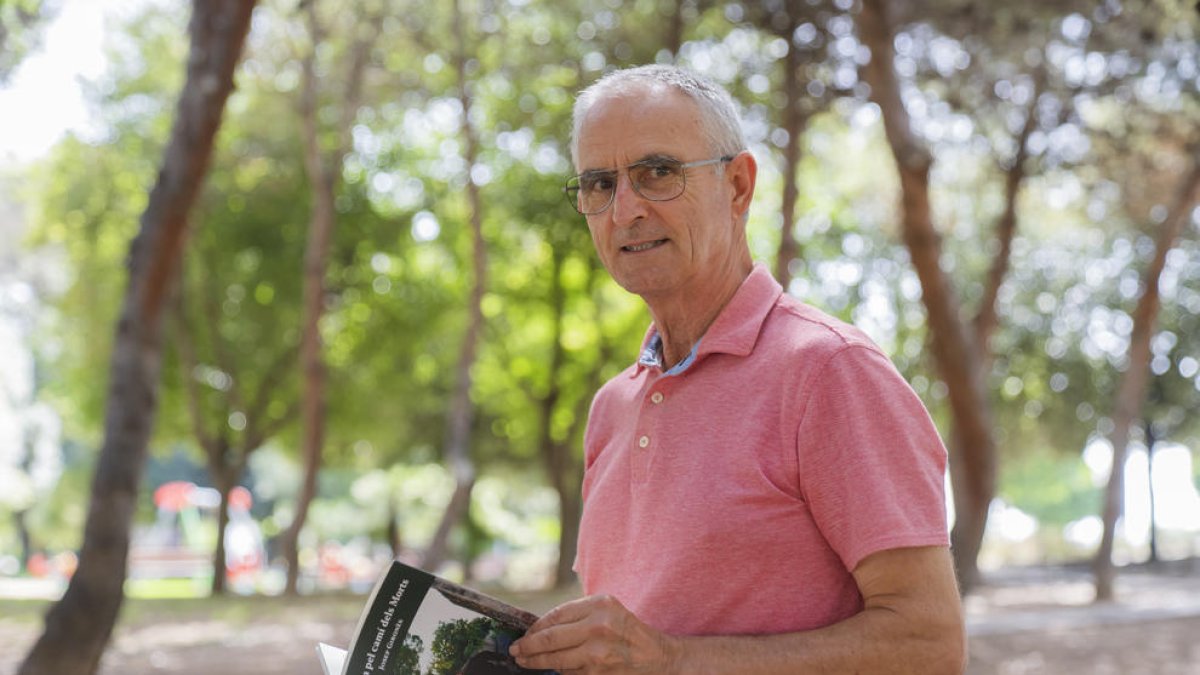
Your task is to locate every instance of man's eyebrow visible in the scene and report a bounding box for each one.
[580,153,679,175]
[633,153,677,164]
[578,166,615,178]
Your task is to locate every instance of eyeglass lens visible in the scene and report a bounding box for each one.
[568,159,687,214]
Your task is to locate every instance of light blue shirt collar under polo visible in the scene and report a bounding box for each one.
[638,330,702,376]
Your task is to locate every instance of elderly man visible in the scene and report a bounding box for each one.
[510,65,965,674]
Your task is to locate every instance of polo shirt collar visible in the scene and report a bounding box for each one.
[633,264,783,376]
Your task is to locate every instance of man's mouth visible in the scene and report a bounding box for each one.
[622,239,668,253]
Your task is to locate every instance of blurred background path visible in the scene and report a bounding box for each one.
[1,559,1198,674]
[966,559,1200,674]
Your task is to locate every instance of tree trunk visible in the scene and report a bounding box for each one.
[15,434,36,570]
[387,492,403,559]
[537,250,573,588]
[664,0,686,61]
[973,78,1041,362]
[423,478,477,572]
[280,0,380,594]
[173,286,234,596]
[18,3,255,673]
[284,160,333,592]
[174,278,292,596]
[557,265,617,586]
[554,482,583,588]
[212,478,230,593]
[856,0,996,591]
[283,20,335,595]
[423,0,486,572]
[949,77,1040,587]
[774,12,808,289]
[1145,418,1158,564]
[210,472,233,596]
[14,510,32,571]
[1094,155,1200,601]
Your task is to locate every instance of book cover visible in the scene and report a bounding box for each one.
[317,560,551,675]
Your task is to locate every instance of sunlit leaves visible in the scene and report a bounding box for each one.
[0,0,50,84]
[15,0,1200,564]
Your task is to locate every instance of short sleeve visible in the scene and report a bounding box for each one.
[794,344,950,572]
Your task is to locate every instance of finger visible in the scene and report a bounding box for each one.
[517,626,646,673]
[512,621,588,659]
[512,643,592,672]
[526,595,602,634]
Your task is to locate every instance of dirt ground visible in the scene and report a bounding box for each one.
[2,560,1198,674]
[963,559,1200,674]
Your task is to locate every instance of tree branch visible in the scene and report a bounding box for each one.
[173,283,220,457]
[973,67,1045,354]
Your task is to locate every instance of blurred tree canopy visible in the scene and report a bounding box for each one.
[6,0,1200,591]
[0,0,54,84]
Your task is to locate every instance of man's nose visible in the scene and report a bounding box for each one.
[608,172,648,226]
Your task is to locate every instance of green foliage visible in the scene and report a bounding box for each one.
[24,2,187,443]
[156,62,312,453]
[23,440,93,552]
[26,132,156,440]
[998,452,1099,527]
[1194,449,1200,492]
[427,617,498,675]
[12,0,1200,574]
[470,474,559,550]
[0,0,52,83]
[393,633,424,675]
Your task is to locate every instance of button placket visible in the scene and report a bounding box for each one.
[632,380,666,483]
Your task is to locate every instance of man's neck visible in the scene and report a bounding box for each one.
[644,262,752,369]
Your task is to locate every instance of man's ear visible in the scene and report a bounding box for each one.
[727,151,757,222]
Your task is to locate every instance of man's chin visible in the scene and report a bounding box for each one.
[614,274,678,301]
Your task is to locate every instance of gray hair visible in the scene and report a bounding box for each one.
[570,64,747,169]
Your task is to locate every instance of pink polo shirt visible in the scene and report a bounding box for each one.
[575,264,949,636]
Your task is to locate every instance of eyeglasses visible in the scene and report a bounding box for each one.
[564,155,734,215]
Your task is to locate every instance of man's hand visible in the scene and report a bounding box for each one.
[509,595,681,674]
[509,547,964,674]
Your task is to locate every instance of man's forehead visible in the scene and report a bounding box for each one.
[575,86,702,170]
[581,83,692,126]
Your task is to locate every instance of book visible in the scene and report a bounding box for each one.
[316,560,552,675]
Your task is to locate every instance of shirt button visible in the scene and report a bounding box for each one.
[650,392,664,404]
[638,435,650,448]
